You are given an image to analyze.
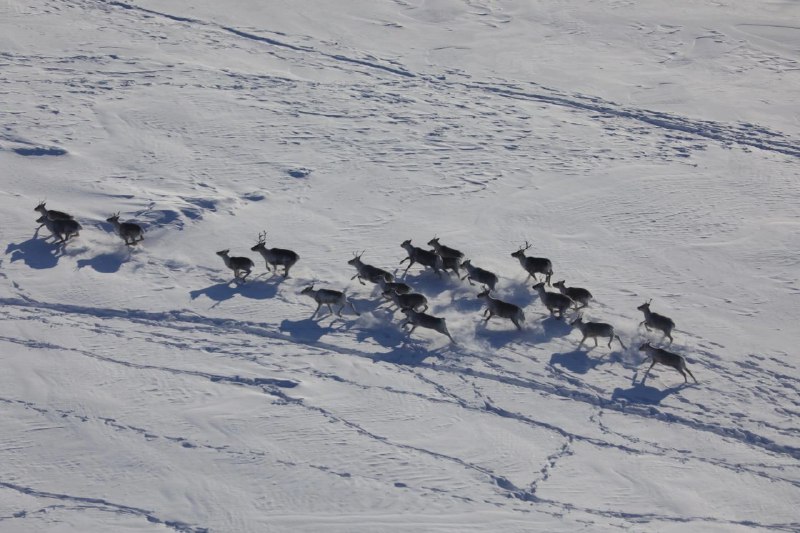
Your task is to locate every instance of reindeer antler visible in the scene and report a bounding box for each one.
[257,230,267,244]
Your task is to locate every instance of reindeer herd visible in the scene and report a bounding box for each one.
[30,201,698,385]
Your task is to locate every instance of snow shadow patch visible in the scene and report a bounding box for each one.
[611,382,687,405]
[474,324,527,348]
[550,349,609,374]
[279,318,338,343]
[5,235,64,269]
[76,251,128,273]
[536,315,574,339]
[189,279,278,304]
[13,146,68,156]
[371,340,441,366]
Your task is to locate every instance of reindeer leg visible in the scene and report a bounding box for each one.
[578,335,586,349]
[311,303,321,319]
[512,318,522,331]
[685,366,698,384]
[642,360,656,382]
[615,336,627,350]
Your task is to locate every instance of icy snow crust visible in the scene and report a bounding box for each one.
[1,0,799,531]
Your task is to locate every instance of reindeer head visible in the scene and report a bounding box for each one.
[637,299,653,312]
[347,250,365,266]
[511,240,532,258]
[34,200,47,213]
[106,212,120,223]
[251,231,267,251]
[300,284,315,296]
[400,239,412,247]
[427,236,439,247]
[216,249,230,257]
[476,288,491,298]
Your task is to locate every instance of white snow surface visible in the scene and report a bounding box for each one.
[1,0,799,531]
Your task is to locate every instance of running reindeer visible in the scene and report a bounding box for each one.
[251,231,299,278]
[34,201,73,227]
[637,300,676,344]
[476,289,525,330]
[347,251,394,285]
[400,239,444,277]
[553,280,592,309]
[216,249,254,282]
[301,284,359,318]
[511,241,553,286]
[460,260,498,291]
[36,215,81,244]
[639,342,697,384]
[401,308,455,343]
[532,282,573,319]
[382,289,428,313]
[570,315,626,350]
[428,236,464,275]
[106,212,144,245]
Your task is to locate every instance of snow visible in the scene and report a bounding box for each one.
[1,0,799,531]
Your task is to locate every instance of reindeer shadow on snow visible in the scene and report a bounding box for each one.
[5,226,87,269]
[6,234,62,269]
[611,381,689,406]
[76,250,129,273]
[550,348,622,375]
[189,276,279,306]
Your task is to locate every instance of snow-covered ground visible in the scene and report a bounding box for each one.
[1,0,799,531]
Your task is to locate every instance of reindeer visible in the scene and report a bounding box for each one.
[427,236,464,261]
[477,289,525,330]
[36,215,81,243]
[532,282,573,319]
[553,280,592,309]
[216,249,254,281]
[637,300,675,344]
[377,276,412,296]
[300,284,359,318]
[511,241,553,286]
[570,315,626,350]
[401,308,454,342]
[639,342,697,384]
[460,260,498,291]
[400,239,444,277]
[251,231,299,277]
[34,201,73,225]
[347,251,394,285]
[382,289,428,313]
[441,256,462,277]
[106,212,144,245]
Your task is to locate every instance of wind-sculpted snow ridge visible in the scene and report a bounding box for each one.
[0,481,208,532]
[463,81,800,159]
[102,0,415,78]
[96,0,795,159]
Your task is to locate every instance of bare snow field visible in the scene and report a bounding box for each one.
[1,0,799,531]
